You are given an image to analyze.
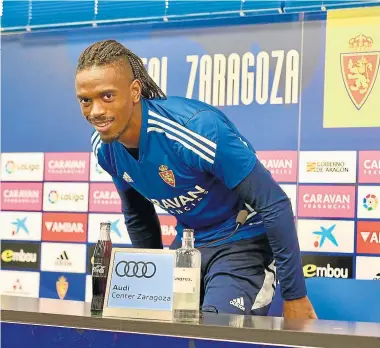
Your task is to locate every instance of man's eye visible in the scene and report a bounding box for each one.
[104,93,114,100]
[80,98,91,104]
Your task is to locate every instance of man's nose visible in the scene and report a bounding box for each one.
[90,101,106,118]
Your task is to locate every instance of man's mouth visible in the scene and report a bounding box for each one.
[92,118,115,132]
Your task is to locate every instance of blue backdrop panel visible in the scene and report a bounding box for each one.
[2,18,303,152]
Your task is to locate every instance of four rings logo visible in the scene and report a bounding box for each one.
[115,261,156,278]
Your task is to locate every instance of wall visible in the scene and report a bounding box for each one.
[1,7,380,312]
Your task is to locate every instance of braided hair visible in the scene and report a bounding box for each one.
[76,39,166,100]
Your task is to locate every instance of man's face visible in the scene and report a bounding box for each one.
[75,63,140,144]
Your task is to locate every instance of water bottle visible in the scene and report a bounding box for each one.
[173,229,201,323]
[91,222,112,315]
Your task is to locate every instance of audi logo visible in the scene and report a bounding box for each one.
[115,261,157,278]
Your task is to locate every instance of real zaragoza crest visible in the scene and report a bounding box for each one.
[56,276,68,300]
[158,165,175,187]
[341,34,380,110]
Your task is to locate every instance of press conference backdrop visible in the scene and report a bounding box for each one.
[1,6,380,313]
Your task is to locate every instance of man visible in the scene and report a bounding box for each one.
[75,39,317,319]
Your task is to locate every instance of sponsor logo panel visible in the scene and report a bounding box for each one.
[1,182,43,211]
[298,219,354,253]
[87,214,130,244]
[299,151,357,183]
[39,272,85,301]
[357,185,380,219]
[359,151,380,183]
[42,213,88,242]
[0,212,42,241]
[89,152,112,182]
[40,242,86,273]
[302,255,353,279]
[89,183,121,213]
[44,152,90,181]
[1,242,40,270]
[279,184,297,216]
[256,151,297,182]
[298,185,356,218]
[356,221,380,254]
[0,270,40,298]
[43,182,89,212]
[1,153,44,181]
[159,215,177,246]
[355,256,380,280]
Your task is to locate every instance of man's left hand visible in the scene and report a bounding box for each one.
[283,296,318,319]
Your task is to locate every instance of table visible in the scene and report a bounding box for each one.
[1,295,380,348]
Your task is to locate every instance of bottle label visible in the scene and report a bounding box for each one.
[92,263,107,277]
[173,267,199,294]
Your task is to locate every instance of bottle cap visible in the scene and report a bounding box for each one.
[183,229,194,238]
[100,222,111,231]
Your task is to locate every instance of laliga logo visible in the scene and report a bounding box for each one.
[95,163,104,174]
[48,190,59,204]
[363,194,378,211]
[5,161,15,174]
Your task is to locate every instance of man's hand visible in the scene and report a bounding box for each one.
[283,296,318,319]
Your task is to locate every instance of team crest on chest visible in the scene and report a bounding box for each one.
[159,165,175,187]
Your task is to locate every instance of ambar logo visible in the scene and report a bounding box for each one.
[1,242,40,270]
[357,221,380,254]
[302,255,353,279]
[42,213,87,242]
[158,215,177,246]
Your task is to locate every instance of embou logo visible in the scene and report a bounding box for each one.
[303,263,349,279]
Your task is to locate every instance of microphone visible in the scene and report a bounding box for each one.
[197,209,249,249]
[234,209,249,232]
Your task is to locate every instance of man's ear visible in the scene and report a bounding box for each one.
[130,79,142,103]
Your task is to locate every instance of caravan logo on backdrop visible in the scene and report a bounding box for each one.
[298,185,355,218]
[43,183,89,212]
[359,151,380,183]
[256,151,297,183]
[1,153,44,181]
[1,183,43,211]
[44,152,90,181]
[89,183,121,213]
[1,212,42,241]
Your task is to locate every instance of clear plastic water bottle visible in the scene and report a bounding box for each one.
[91,222,112,316]
[173,229,201,323]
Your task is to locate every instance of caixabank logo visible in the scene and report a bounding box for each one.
[1,242,40,270]
[302,255,353,279]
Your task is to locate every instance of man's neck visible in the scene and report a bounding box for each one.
[118,104,143,149]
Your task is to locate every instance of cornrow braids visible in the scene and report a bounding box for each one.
[76,39,166,100]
